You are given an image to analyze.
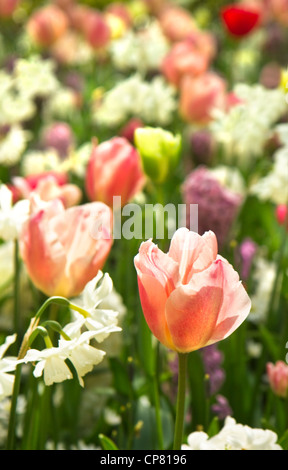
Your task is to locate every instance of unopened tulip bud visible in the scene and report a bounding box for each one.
[134,127,181,185]
[267,361,288,398]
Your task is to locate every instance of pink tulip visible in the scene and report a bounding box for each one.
[161,39,210,88]
[134,228,251,353]
[85,137,145,208]
[267,361,288,398]
[179,72,227,125]
[0,0,18,17]
[26,5,68,47]
[20,197,113,298]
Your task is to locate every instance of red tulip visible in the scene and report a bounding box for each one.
[134,228,251,353]
[85,137,145,208]
[221,4,261,37]
[20,197,113,298]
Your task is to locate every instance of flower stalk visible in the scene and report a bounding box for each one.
[173,353,188,450]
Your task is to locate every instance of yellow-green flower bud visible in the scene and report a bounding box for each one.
[134,127,181,184]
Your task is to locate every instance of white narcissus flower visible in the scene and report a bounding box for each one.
[0,334,17,401]
[68,271,121,343]
[23,345,74,387]
[0,185,30,241]
[0,125,30,167]
[182,417,282,450]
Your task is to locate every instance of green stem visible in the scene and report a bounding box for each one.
[13,240,20,346]
[153,343,164,450]
[173,353,188,450]
[6,363,22,450]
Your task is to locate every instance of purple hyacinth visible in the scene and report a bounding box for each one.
[238,237,257,281]
[182,166,243,249]
[201,344,225,397]
[211,395,232,420]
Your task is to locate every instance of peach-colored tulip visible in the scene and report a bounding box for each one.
[267,361,288,398]
[20,197,113,298]
[13,174,82,208]
[0,0,18,17]
[179,72,227,125]
[158,5,197,42]
[134,228,251,353]
[161,39,211,88]
[85,137,145,208]
[26,5,68,48]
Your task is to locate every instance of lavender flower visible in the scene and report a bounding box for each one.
[201,344,225,396]
[238,238,257,280]
[211,395,232,420]
[182,166,243,249]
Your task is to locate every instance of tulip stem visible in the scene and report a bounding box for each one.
[6,363,22,450]
[173,353,188,450]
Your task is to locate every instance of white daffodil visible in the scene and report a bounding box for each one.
[182,416,282,450]
[69,271,121,343]
[23,344,73,387]
[0,334,17,401]
[58,330,107,387]
[0,185,30,241]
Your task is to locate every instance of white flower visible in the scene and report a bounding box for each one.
[249,257,277,323]
[21,149,61,176]
[14,55,60,100]
[68,271,121,343]
[0,334,17,401]
[23,345,74,387]
[0,125,30,166]
[182,416,282,450]
[250,146,288,205]
[210,84,286,166]
[110,21,169,74]
[209,165,246,196]
[93,74,176,127]
[0,185,30,241]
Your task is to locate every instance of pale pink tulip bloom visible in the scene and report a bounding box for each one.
[20,197,113,298]
[85,137,145,208]
[179,72,227,125]
[267,361,288,398]
[134,228,251,353]
[13,174,82,208]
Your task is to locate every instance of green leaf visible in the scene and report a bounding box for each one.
[98,434,119,450]
[278,429,288,450]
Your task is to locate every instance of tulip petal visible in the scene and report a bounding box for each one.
[137,273,174,350]
[206,257,251,343]
[168,228,218,283]
[165,283,223,353]
[134,239,179,295]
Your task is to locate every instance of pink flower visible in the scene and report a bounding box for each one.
[26,5,68,48]
[20,197,113,298]
[161,38,211,88]
[12,172,81,208]
[159,5,197,42]
[85,137,145,208]
[0,0,18,17]
[179,72,227,125]
[134,228,251,353]
[42,122,75,158]
[81,10,111,50]
[276,204,288,229]
[267,361,288,398]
